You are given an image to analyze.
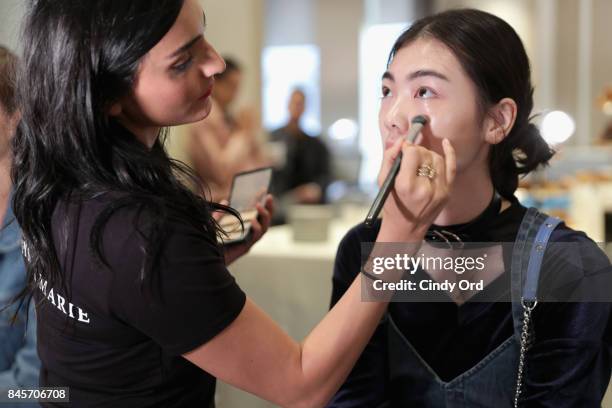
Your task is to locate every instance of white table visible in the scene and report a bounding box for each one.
[216,209,367,407]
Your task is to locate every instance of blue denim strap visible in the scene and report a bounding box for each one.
[522,216,562,302]
[511,208,539,308]
[511,208,561,337]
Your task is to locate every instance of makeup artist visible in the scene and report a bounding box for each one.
[10,0,455,406]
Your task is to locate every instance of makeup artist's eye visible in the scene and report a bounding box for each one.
[171,54,194,73]
[416,87,435,99]
[381,86,392,99]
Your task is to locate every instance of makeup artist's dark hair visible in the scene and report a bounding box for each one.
[0,45,18,114]
[11,0,238,310]
[389,8,554,200]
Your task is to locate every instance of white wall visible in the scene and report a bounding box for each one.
[0,0,26,51]
[167,0,264,165]
[433,0,612,146]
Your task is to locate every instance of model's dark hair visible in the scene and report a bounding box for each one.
[389,8,554,200]
[11,0,238,307]
[0,45,18,114]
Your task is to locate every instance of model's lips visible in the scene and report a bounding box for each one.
[384,137,398,150]
[384,133,423,150]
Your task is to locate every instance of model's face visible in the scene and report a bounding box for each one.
[116,0,224,134]
[379,38,489,172]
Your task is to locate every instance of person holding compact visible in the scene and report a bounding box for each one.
[11,0,454,407]
[328,8,612,407]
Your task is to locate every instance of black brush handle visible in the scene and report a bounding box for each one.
[364,115,428,227]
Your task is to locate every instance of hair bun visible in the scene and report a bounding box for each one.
[512,122,555,175]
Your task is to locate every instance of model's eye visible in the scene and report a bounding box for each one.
[416,87,435,99]
[171,55,194,73]
[381,86,392,99]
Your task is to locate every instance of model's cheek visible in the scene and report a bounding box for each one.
[378,106,390,148]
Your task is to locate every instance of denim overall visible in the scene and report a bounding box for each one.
[384,207,562,407]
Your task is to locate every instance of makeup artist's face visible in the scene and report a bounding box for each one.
[379,37,489,172]
[115,0,225,131]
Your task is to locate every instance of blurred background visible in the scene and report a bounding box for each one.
[1,0,611,406]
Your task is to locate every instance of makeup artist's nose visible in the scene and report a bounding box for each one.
[384,97,410,135]
[201,41,225,78]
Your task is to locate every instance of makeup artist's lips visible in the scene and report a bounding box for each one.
[199,84,213,100]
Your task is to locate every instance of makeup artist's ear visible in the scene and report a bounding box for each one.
[484,97,517,145]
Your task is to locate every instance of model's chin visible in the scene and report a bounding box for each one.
[382,136,397,151]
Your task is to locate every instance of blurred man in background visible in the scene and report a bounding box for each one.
[270,89,331,224]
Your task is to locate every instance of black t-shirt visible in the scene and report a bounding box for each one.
[329,198,612,407]
[269,127,331,201]
[35,193,246,407]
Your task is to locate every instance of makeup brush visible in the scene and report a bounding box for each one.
[364,115,429,227]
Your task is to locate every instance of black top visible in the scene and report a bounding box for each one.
[329,198,612,407]
[35,193,246,407]
[269,126,331,202]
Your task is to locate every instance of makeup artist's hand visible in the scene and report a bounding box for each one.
[378,137,456,241]
[213,195,275,265]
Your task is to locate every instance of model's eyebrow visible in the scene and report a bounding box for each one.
[381,70,450,82]
[409,69,449,81]
[382,71,394,81]
[167,12,207,59]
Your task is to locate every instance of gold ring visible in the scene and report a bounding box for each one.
[416,164,436,179]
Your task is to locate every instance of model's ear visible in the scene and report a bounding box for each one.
[10,110,21,128]
[108,102,122,117]
[484,97,517,145]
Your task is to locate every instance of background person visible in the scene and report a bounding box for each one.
[188,56,268,202]
[0,45,40,408]
[270,88,332,224]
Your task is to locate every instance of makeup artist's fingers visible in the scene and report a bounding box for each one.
[249,216,265,244]
[212,199,230,222]
[397,142,420,183]
[254,196,273,235]
[394,144,438,215]
[430,152,449,205]
[399,144,434,188]
[377,138,404,187]
[246,196,272,243]
[442,138,457,186]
